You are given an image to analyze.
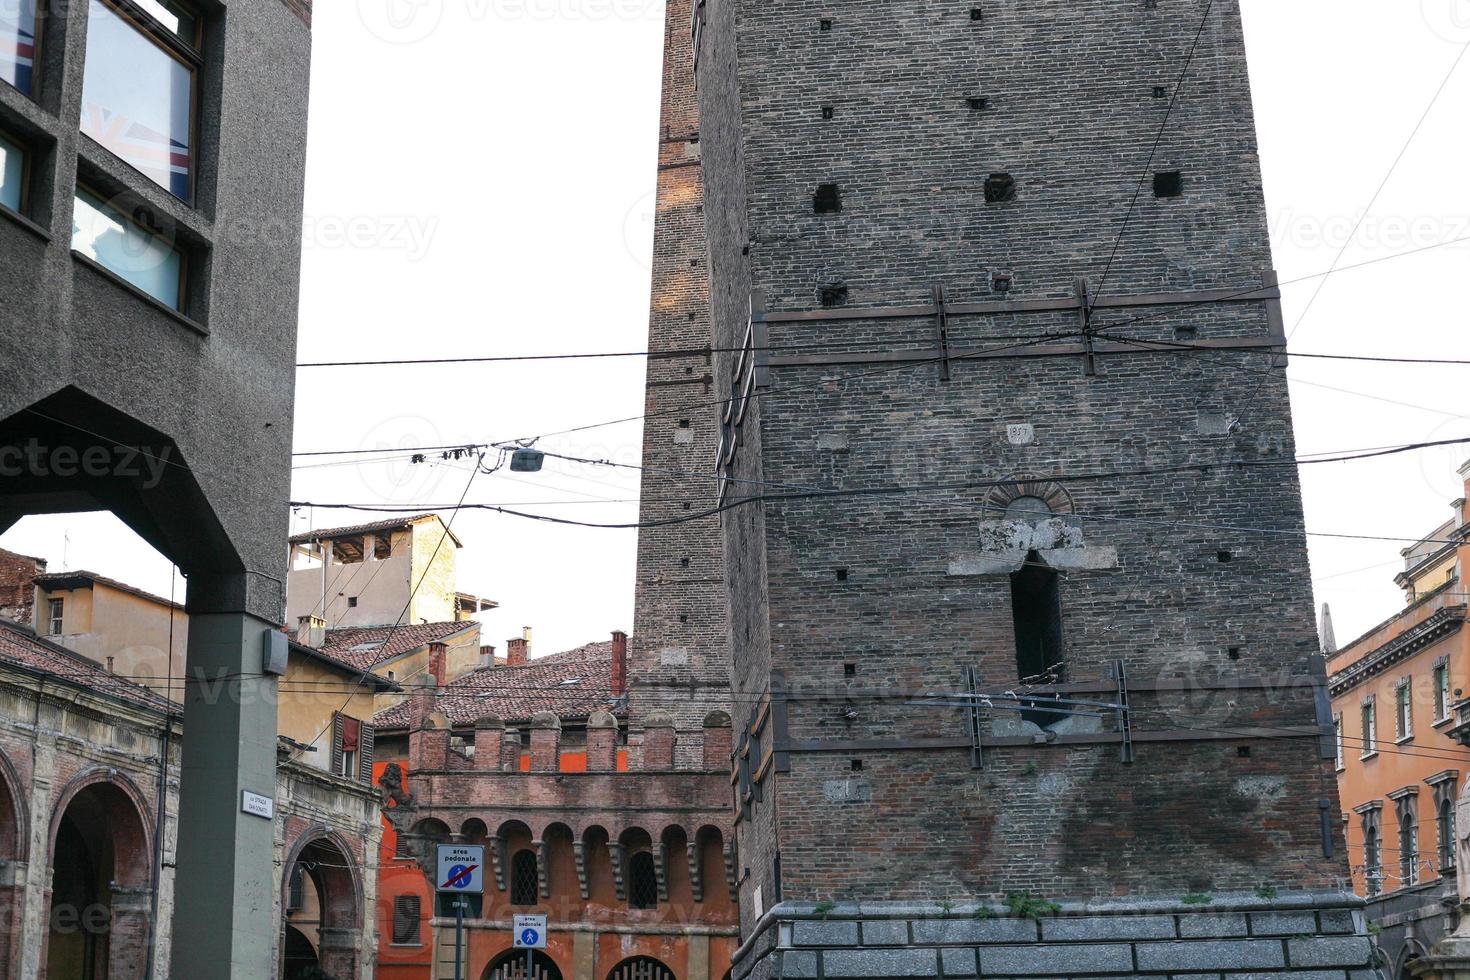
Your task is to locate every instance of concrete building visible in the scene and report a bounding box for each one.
[370,632,738,980]
[1328,460,1470,976]
[288,514,494,631]
[0,0,313,973]
[676,0,1371,976]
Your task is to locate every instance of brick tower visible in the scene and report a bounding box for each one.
[629,0,733,763]
[686,1,1373,977]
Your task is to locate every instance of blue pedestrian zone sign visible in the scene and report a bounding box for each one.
[513,914,548,949]
[435,844,485,895]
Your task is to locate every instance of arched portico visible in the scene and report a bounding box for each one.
[281,830,364,980]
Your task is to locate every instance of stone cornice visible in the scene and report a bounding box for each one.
[1329,606,1466,697]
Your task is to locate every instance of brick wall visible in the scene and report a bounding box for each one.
[0,549,43,627]
[690,0,1363,972]
[630,0,734,764]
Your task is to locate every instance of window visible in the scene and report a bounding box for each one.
[1440,794,1457,873]
[1333,713,1344,771]
[0,0,37,95]
[347,596,358,608]
[1363,819,1382,898]
[1435,660,1451,720]
[72,188,185,310]
[46,597,63,635]
[1011,552,1064,722]
[286,865,304,911]
[392,895,421,945]
[0,132,25,214]
[80,0,200,201]
[629,851,659,909]
[330,713,374,782]
[510,849,538,906]
[1399,801,1419,886]
[1396,678,1414,741]
[1361,697,1377,758]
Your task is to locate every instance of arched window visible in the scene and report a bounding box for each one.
[628,852,658,909]
[1010,552,1064,721]
[511,849,539,906]
[1400,807,1419,886]
[607,956,676,980]
[1364,825,1382,897]
[1440,795,1457,872]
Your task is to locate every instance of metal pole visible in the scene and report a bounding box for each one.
[526,945,533,980]
[455,898,464,980]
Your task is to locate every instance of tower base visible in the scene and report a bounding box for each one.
[733,894,1374,980]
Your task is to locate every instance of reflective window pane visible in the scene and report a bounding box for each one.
[0,0,38,95]
[73,189,183,311]
[135,0,198,45]
[0,134,21,213]
[80,1,194,201]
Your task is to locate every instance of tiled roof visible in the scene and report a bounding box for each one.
[318,621,478,671]
[288,639,402,692]
[0,621,176,714]
[374,639,620,730]
[34,570,183,611]
[288,513,461,548]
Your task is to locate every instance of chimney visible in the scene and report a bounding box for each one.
[427,642,447,685]
[610,630,628,697]
[408,677,448,771]
[295,614,326,648]
[507,637,529,666]
[502,729,523,771]
[479,644,497,669]
[411,675,437,730]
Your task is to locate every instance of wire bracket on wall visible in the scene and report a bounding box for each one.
[1076,277,1096,377]
[964,665,984,770]
[933,284,953,381]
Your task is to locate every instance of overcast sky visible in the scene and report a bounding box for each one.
[4,0,1470,657]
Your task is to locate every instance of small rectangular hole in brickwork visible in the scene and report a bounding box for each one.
[1154,171,1184,198]
[821,106,834,120]
[814,183,842,214]
[680,614,689,623]
[681,557,690,567]
[970,7,983,20]
[820,18,832,30]
[1217,550,1233,563]
[967,96,990,111]
[850,759,863,771]
[820,283,848,308]
[1145,0,1157,8]
[1228,646,1242,661]
[1174,325,1197,341]
[1237,746,1251,758]
[844,662,857,676]
[679,419,690,428]
[836,568,848,581]
[984,172,1016,204]
[1153,85,1168,99]
[682,502,692,510]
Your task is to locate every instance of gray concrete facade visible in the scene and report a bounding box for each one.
[0,0,312,975]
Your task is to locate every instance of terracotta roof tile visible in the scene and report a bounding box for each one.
[0,621,176,714]
[374,639,620,730]
[318,621,477,671]
[288,513,461,548]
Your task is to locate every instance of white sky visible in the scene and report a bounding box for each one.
[5,0,1470,656]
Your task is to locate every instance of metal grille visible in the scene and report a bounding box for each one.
[628,852,658,909]
[608,957,675,980]
[483,951,561,980]
[510,849,539,906]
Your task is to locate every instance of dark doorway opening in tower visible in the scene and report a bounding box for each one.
[1010,550,1064,725]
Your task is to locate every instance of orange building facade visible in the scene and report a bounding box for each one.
[1328,459,1470,972]
[370,635,738,980]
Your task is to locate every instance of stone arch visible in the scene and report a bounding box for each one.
[461,818,489,845]
[1397,939,1427,980]
[619,827,657,909]
[0,747,25,980]
[695,825,733,913]
[280,827,364,980]
[581,825,617,907]
[44,768,155,980]
[543,822,576,902]
[606,955,676,980]
[661,825,692,907]
[983,479,1074,519]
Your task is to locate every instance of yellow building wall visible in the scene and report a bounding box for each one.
[279,653,379,773]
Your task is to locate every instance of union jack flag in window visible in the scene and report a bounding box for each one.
[0,1,37,96]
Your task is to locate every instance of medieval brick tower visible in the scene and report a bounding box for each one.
[630,0,733,760]
[674,1,1374,977]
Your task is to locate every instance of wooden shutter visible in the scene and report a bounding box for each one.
[392,894,420,944]
[330,712,345,775]
[358,723,375,783]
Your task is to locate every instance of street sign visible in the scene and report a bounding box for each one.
[513,913,548,949]
[436,844,485,895]
[240,790,274,820]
